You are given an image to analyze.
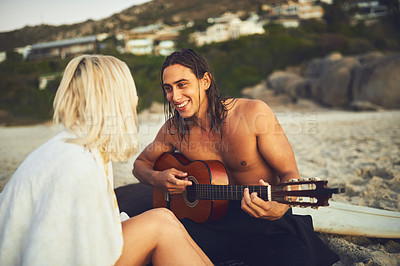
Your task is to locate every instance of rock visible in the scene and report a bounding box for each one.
[261,51,400,110]
[349,100,384,111]
[312,56,360,107]
[351,53,400,109]
[284,75,309,101]
[241,80,268,99]
[305,52,343,78]
[266,71,300,95]
[355,51,385,65]
[241,80,293,106]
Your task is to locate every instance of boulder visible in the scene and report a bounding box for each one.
[351,53,400,108]
[241,81,293,106]
[355,51,385,65]
[261,51,400,110]
[266,71,299,93]
[312,56,360,107]
[284,75,310,101]
[305,52,343,78]
[349,100,384,111]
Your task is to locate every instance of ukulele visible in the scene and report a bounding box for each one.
[153,152,345,223]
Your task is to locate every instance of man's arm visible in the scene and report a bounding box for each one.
[133,125,192,194]
[253,100,300,183]
[241,100,300,219]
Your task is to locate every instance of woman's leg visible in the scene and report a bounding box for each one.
[115,208,212,266]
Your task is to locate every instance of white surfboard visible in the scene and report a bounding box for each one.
[293,201,400,238]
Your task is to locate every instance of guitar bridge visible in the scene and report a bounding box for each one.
[165,192,170,202]
[165,192,171,209]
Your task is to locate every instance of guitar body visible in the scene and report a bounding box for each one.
[153,152,229,223]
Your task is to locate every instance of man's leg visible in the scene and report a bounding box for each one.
[181,218,247,264]
[242,233,314,266]
[115,183,153,217]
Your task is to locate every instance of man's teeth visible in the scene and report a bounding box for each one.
[177,101,188,108]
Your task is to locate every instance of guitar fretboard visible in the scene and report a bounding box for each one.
[186,184,278,201]
[185,183,342,206]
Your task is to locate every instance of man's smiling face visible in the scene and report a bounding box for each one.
[162,64,210,119]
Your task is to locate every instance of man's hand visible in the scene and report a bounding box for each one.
[155,168,192,194]
[241,179,289,220]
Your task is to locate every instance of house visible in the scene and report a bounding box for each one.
[345,0,388,21]
[191,13,265,46]
[124,23,181,56]
[38,72,63,90]
[0,51,6,63]
[272,1,300,17]
[298,0,324,20]
[265,0,325,28]
[15,45,32,60]
[126,38,154,55]
[28,35,98,60]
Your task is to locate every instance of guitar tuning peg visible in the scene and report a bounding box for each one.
[311,206,320,210]
[288,179,298,183]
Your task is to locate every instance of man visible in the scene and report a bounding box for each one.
[132,49,339,265]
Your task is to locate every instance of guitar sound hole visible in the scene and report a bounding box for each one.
[186,185,197,203]
[184,176,199,207]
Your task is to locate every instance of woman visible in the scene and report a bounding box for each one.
[0,55,212,266]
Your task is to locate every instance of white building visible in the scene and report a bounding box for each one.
[0,51,6,63]
[124,23,181,56]
[15,45,32,60]
[157,40,175,56]
[299,4,324,20]
[346,1,389,20]
[28,36,98,60]
[272,0,324,20]
[191,13,265,46]
[265,0,325,28]
[126,39,153,55]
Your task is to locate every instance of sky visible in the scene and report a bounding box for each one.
[0,0,152,32]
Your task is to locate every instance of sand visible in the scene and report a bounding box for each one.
[1,108,399,265]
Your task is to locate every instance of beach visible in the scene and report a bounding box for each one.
[1,107,399,265]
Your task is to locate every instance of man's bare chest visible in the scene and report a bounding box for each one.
[175,132,258,169]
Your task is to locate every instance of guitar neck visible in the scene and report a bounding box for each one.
[187,182,343,206]
[187,184,270,201]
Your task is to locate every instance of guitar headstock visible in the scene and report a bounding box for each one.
[271,178,345,208]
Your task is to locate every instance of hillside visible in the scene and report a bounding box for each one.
[0,0,278,51]
[1,0,399,125]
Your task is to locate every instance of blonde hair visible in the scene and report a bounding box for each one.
[53,54,139,162]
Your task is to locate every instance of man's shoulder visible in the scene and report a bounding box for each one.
[154,120,177,146]
[230,98,272,114]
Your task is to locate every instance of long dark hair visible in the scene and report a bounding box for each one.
[160,49,232,142]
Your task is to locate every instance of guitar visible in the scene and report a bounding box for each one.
[153,152,345,223]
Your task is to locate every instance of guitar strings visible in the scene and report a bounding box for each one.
[186,184,326,206]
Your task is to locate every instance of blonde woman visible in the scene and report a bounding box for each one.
[0,55,212,266]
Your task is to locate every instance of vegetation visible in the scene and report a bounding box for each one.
[0,2,399,125]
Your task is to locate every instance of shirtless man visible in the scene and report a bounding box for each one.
[133,49,339,265]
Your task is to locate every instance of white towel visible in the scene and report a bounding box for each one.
[0,131,123,266]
